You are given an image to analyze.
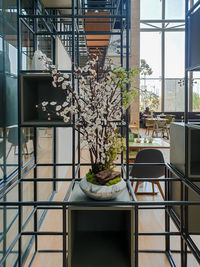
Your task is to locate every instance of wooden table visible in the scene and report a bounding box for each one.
[145,118,167,122]
[129,138,170,150]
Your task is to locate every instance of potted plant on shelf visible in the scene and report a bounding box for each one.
[40,55,139,200]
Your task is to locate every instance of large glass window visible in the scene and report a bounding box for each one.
[140,0,185,112]
[165,32,185,78]
[165,0,185,19]
[140,32,161,78]
[140,0,162,20]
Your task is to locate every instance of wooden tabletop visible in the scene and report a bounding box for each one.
[145,118,167,121]
[129,138,170,149]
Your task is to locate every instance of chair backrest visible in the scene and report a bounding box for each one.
[157,120,167,128]
[165,115,173,124]
[130,149,165,178]
[145,119,154,127]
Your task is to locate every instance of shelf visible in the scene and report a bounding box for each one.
[187,3,200,71]
[170,123,200,178]
[20,73,70,125]
[71,231,131,267]
[68,183,134,267]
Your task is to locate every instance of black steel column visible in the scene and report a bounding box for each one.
[17,0,22,265]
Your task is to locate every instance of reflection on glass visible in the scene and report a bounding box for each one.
[164,78,185,111]
[21,23,34,70]
[165,32,185,78]
[140,79,161,112]
[140,32,161,78]
[38,35,53,59]
[37,128,53,164]
[165,0,185,19]
[192,79,200,111]
[141,0,162,19]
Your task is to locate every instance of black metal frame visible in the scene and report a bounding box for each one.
[0,0,200,266]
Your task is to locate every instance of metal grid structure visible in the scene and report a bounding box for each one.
[0,0,200,266]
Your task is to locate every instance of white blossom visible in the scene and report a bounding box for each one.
[42,101,48,106]
[50,101,57,106]
[56,105,62,111]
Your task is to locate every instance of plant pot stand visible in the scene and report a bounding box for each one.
[68,182,135,267]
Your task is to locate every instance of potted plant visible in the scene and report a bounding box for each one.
[40,55,139,199]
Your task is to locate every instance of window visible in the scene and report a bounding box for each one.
[165,32,185,78]
[140,0,185,112]
[141,0,162,19]
[165,0,185,19]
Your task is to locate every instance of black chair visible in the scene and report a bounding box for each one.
[130,149,165,199]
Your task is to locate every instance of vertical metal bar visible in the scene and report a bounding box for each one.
[135,206,138,267]
[120,0,124,171]
[53,127,57,191]
[62,205,67,267]
[185,0,189,124]
[77,0,81,179]
[72,0,76,180]
[2,0,6,183]
[161,0,165,112]
[183,0,189,264]
[120,0,123,67]
[17,0,22,265]
[33,127,38,252]
[165,167,170,252]
[33,0,38,52]
[125,0,130,180]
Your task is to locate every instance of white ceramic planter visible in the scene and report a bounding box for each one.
[79,176,126,200]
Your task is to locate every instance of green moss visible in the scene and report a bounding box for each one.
[105,177,122,186]
[86,170,99,185]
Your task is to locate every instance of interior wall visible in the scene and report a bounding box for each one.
[55,37,73,187]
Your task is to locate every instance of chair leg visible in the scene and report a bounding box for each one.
[152,182,155,194]
[155,182,165,200]
[134,181,141,194]
[6,144,13,159]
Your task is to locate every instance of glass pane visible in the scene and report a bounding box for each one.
[164,78,185,111]
[38,35,53,59]
[141,0,162,19]
[140,79,161,112]
[165,32,185,78]
[37,128,53,164]
[165,0,185,19]
[21,23,34,71]
[140,32,161,78]
[192,79,200,111]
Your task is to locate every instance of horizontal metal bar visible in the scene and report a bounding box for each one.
[140,28,185,32]
[19,14,125,19]
[0,200,200,207]
[130,178,180,182]
[138,250,166,253]
[140,19,185,23]
[20,70,72,73]
[37,206,64,210]
[37,250,64,253]
[138,232,180,236]
[21,232,64,236]
[21,178,74,182]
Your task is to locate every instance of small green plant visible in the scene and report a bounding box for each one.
[105,177,122,186]
[86,169,122,186]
